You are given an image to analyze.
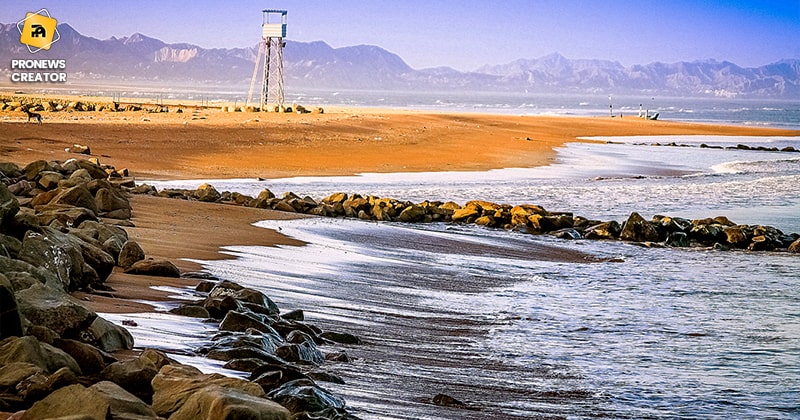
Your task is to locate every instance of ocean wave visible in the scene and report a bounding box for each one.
[711,157,800,174]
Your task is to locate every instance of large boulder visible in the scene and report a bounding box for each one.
[15,283,97,337]
[789,238,800,253]
[584,221,621,240]
[398,204,426,222]
[234,288,280,316]
[52,338,108,375]
[151,364,267,418]
[90,381,159,419]
[219,311,274,334]
[619,212,660,242]
[0,255,57,289]
[0,336,81,374]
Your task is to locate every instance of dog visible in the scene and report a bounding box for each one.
[24,108,42,125]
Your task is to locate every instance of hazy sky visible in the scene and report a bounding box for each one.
[3,1,798,71]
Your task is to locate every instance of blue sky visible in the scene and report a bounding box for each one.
[3,1,798,71]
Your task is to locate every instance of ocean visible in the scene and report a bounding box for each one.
[110,96,800,419]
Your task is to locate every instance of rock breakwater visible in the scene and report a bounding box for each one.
[137,183,800,254]
[0,160,362,419]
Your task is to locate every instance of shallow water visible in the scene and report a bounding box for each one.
[135,134,800,418]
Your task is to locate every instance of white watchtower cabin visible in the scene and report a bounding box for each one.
[247,9,287,111]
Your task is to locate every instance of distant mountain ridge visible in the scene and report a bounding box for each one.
[2,22,798,98]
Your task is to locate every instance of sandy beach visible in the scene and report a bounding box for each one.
[2,104,798,314]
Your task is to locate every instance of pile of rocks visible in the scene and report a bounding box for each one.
[0,96,146,113]
[0,159,361,419]
[143,184,800,253]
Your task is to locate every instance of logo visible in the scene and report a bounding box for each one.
[17,9,60,53]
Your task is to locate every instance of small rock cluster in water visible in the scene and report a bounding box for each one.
[138,183,800,254]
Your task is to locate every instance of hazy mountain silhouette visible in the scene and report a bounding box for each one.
[1,23,797,98]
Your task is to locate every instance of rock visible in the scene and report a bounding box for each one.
[451,204,480,222]
[203,295,244,319]
[281,309,304,321]
[724,226,749,248]
[267,378,345,414]
[85,316,134,352]
[95,188,131,218]
[21,384,110,420]
[584,221,621,240]
[0,234,21,259]
[234,288,280,316]
[0,362,43,388]
[551,228,582,240]
[52,338,108,375]
[23,160,54,181]
[15,283,97,337]
[319,331,362,345]
[257,189,276,201]
[170,384,290,420]
[90,381,159,419]
[37,171,64,190]
[789,238,800,253]
[151,364,267,418]
[748,235,775,251]
[76,159,110,180]
[100,356,159,402]
[619,212,660,242]
[432,393,468,408]
[307,370,346,384]
[398,204,426,222]
[0,183,20,225]
[0,274,23,339]
[0,255,57,289]
[169,304,211,318]
[36,205,98,228]
[196,183,221,203]
[219,311,273,334]
[117,240,145,268]
[0,162,22,178]
[0,335,81,374]
[665,231,690,247]
[67,144,91,155]
[18,227,108,291]
[124,259,181,277]
[275,342,325,365]
[51,185,99,214]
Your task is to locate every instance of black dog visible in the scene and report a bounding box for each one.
[24,108,42,125]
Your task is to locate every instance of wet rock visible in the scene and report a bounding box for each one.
[619,212,659,242]
[275,342,325,365]
[748,235,775,251]
[324,351,350,363]
[169,304,211,318]
[451,204,480,223]
[319,331,361,345]
[789,238,800,253]
[551,228,582,240]
[724,226,750,248]
[584,221,621,240]
[267,378,345,414]
[234,288,280,316]
[432,393,468,408]
[398,204,426,222]
[203,295,245,319]
[124,259,181,277]
[219,311,274,334]
[307,370,346,385]
[171,384,290,420]
[665,231,690,247]
[15,283,97,337]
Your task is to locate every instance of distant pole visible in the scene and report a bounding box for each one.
[609,95,613,117]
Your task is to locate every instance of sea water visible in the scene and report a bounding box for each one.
[139,134,800,419]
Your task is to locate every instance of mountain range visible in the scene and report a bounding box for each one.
[2,22,798,98]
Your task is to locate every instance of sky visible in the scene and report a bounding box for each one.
[2,1,799,71]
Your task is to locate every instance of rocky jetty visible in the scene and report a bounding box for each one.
[0,159,361,419]
[136,184,800,253]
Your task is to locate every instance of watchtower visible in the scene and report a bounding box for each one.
[247,9,287,111]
